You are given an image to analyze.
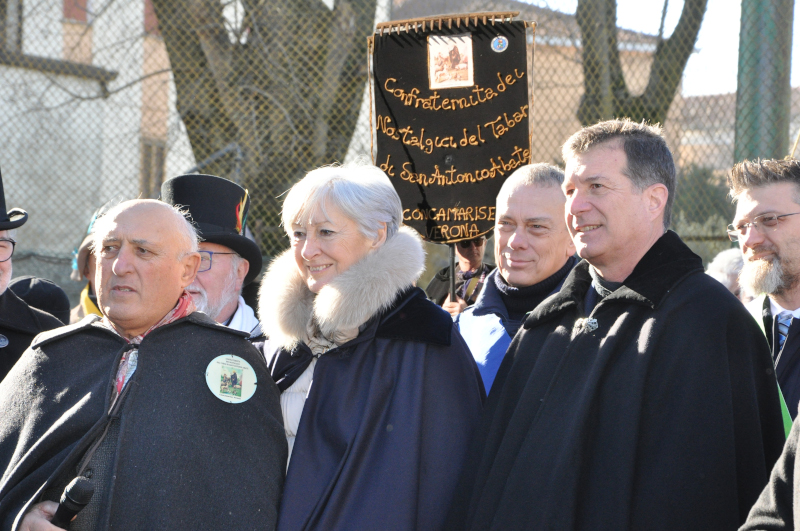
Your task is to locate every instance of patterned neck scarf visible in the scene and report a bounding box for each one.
[107,292,196,399]
[104,291,196,345]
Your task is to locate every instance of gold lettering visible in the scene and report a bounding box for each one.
[379,154,395,177]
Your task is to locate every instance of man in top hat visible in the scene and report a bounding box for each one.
[161,174,263,337]
[0,172,62,381]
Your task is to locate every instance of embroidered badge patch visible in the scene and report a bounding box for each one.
[205,355,257,403]
[491,35,509,53]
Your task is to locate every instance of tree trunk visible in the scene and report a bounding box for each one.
[151,0,377,254]
[576,0,708,126]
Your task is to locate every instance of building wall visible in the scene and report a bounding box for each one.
[0,67,105,253]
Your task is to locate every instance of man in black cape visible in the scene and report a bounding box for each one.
[446,119,786,530]
[0,199,286,530]
[0,169,62,382]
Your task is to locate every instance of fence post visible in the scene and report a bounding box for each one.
[734,0,794,163]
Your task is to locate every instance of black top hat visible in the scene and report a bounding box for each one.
[0,167,27,230]
[161,174,262,285]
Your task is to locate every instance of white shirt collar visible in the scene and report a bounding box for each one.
[769,297,800,319]
[227,296,262,336]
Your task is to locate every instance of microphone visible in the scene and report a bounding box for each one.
[50,476,94,529]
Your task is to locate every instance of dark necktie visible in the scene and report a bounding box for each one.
[777,312,793,351]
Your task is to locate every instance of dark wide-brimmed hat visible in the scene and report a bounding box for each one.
[0,168,27,230]
[161,174,262,285]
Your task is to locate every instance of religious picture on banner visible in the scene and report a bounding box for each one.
[428,34,474,89]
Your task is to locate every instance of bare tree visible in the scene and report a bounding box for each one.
[151,0,377,250]
[575,0,708,125]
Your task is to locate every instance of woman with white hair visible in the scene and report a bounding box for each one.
[259,162,484,530]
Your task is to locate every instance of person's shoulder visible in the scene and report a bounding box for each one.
[675,270,745,309]
[31,314,111,350]
[175,312,251,340]
[664,271,762,333]
[456,303,493,327]
[376,287,453,346]
[28,304,64,331]
[0,288,63,335]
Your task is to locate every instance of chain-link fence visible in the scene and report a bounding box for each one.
[0,0,796,302]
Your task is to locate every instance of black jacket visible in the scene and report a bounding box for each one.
[0,312,286,530]
[0,288,62,381]
[447,231,786,530]
[742,416,800,530]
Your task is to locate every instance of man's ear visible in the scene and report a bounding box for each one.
[645,183,669,222]
[236,258,250,289]
[180,252,201,288]
[566,235,576,257]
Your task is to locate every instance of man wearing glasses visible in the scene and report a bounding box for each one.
[729,159,800,419]
[161,174,263,337]
[0,174,61,382]
[425,235,494,317]
[448,119,785,530]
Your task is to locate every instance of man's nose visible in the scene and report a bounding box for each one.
[111,246,134,276]
[507,227,528,250]
[740,224,766,250]
[567,190,590,216]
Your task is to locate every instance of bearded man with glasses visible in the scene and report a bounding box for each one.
[0,173,61,382]
[729,159,800,420]
[161,174,263,338]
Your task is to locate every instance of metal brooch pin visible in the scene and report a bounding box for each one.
[585,318,599,332]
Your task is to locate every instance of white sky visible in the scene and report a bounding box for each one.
[526,0,800,96]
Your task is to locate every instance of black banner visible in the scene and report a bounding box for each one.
[372,16,531,243]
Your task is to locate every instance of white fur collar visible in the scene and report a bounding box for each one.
[258,226,426,351]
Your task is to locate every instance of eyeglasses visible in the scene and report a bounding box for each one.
[458,238,485,249]
[727,212,800,242]
[0,239,15,262]
[198,251,238,272]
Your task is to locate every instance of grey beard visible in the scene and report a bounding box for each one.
[190,269,241,322]
[740,255,798,296]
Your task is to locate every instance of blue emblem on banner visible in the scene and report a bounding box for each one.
[491,36,509,53]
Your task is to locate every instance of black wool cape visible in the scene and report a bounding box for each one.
[0,312,287,530]
[0,287,63,382]
[741,415,800,530]
[446,231,786,531]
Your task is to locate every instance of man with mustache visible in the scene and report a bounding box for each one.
[730,159,800,419]
[0,199,285,530]
[447,119,785,530]
[161,174,263,338]
[455,163,576,392]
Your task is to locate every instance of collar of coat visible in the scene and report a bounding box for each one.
[258,226,440,352]
[525,230,704,329]
[30,310,247,350]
